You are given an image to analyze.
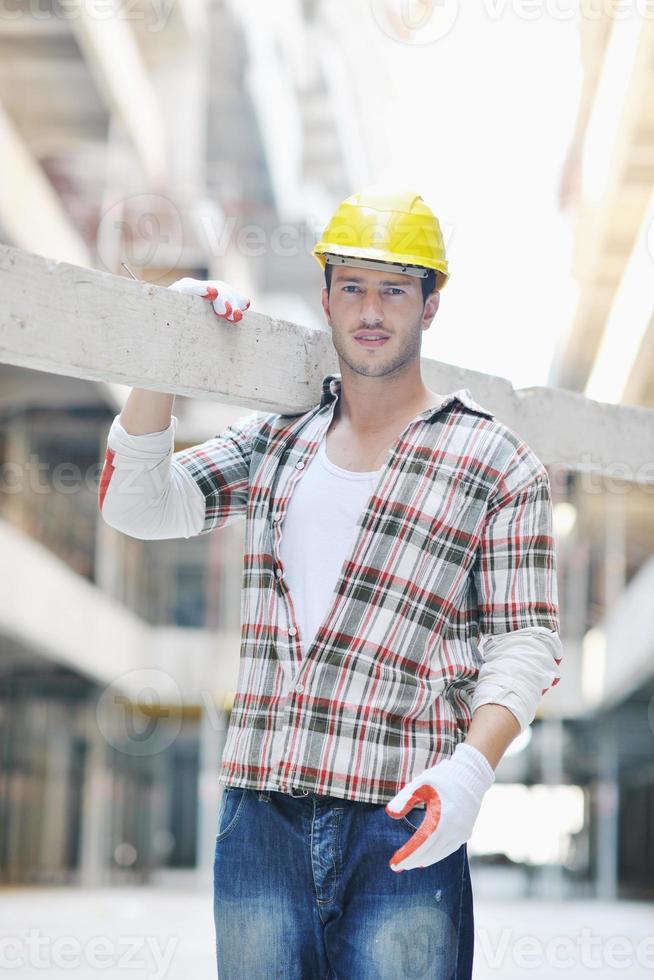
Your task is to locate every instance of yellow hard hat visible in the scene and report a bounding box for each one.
[312,188,449,289]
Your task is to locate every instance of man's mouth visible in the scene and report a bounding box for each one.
[354,332,390,348]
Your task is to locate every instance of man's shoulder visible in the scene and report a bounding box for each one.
[488,418,547,480]
[450,391,548,489]
[478,417,549,497]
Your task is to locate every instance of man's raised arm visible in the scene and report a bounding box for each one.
[98,278,259,540]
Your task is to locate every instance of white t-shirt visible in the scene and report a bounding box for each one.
[278,431,382,657]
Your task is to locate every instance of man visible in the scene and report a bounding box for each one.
[100,187,562,979]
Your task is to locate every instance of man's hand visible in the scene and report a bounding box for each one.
[168,277,250,322]
[384,742,495,872]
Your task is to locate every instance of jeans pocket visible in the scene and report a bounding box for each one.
[401,805,427,833]
[216,787,248,843]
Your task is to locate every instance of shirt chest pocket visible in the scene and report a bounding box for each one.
[425,471,488,536]
[378,469,488,556]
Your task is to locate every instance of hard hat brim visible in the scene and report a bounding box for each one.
[314,244,448,289]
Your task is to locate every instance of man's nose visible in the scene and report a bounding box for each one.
[359,292,384,325]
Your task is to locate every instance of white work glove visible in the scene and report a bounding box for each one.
[168,277,250,322]
[385,742,495,872]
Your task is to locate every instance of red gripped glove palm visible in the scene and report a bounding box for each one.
[168,277,250,322]
[385,742,495,872]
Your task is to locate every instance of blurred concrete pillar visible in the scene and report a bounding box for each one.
[604,492,627,610]
[78,704,112,886]
[539,717,566,899]
[41,723,70,878]
[564,473,590,643]
[595,721,619,900]
[3,415,29,528]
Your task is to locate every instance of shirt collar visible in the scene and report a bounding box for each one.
[319,373,494,421]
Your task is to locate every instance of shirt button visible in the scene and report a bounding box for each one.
[295,683,304,693]
[288,626,297,636]
[275,567,283,578]
[295,460,305,469]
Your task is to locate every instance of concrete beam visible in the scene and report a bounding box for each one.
[67,1,167,185]
[1,243,654,479]
[0,516,150,687]
[555,18,654,391]
[585,188,654,404]
[0,517,241,701]
[0,101,90,266]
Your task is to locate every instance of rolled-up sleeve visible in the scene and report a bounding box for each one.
[470,626,563,733]
[470,456,562,731]
[99,410,268,540]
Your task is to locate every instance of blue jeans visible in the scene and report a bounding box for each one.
[213,787,474,979]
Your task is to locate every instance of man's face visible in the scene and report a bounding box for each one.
[321,264,440,379]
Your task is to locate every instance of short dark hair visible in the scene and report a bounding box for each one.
[324,263,437,302]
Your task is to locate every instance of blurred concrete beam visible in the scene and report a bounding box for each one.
[584,188,654,404]
[0,516,241,699]
[554,17,654,391]
[0,516,150,686]
[67,0,167,185]
[0,100,90,266]
[2,243,654,479]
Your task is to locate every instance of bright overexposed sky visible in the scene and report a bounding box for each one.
[358,2,584,391]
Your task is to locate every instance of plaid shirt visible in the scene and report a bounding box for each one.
[167,373,562,803]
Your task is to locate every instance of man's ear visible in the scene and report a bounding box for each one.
[421,289,440,329]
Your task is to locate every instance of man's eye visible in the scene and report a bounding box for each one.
[385,287,405,295]
[343,285,361,293]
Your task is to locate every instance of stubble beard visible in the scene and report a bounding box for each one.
[331,318,423,380]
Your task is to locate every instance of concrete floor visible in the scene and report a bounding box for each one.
[1,883,653,978]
